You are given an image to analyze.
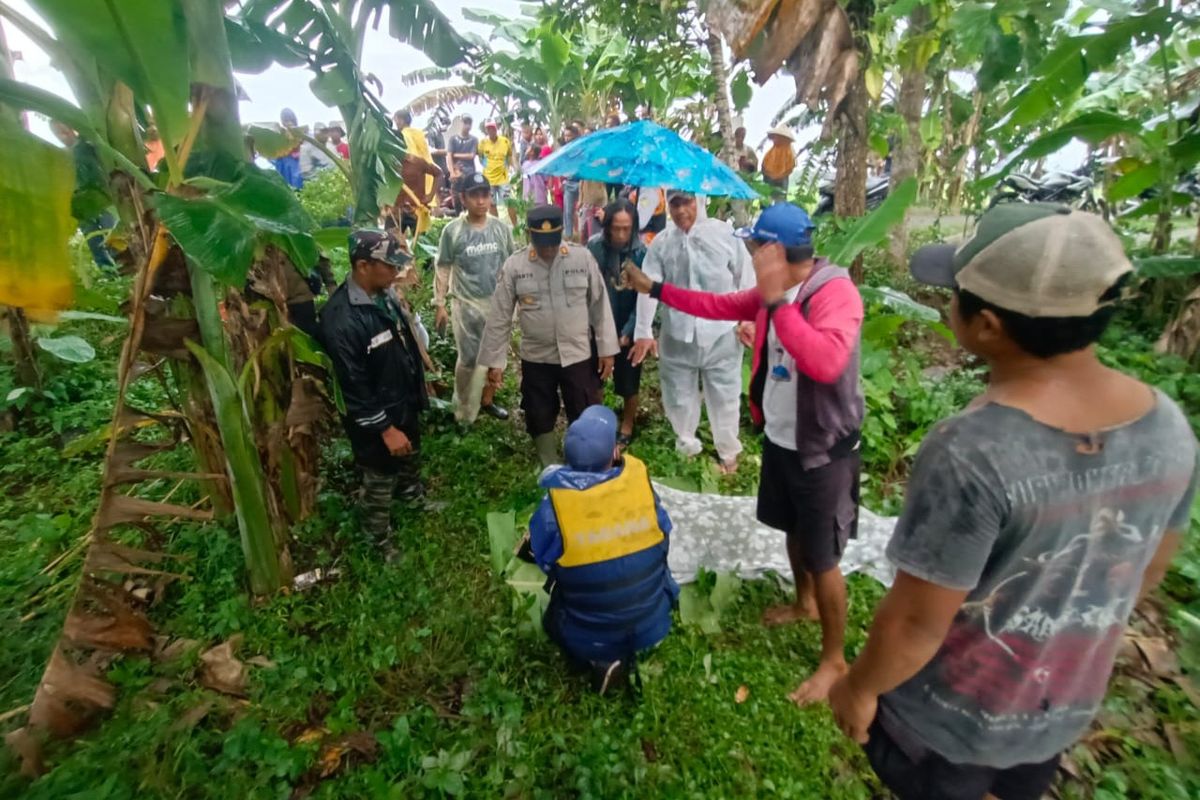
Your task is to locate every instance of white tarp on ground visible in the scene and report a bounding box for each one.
[654,482,898,588]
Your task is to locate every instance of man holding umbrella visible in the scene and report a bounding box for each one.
[479,205,619,467]
[630,191,754,473]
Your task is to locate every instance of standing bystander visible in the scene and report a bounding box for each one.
[434,173,517,424]
[826,204,1199,800]
[587,198,646,445]
[478,205,618,466]
[479,120,517,224]
[624,202,864,702]
[319,231,429,551]
[630,191,754,473]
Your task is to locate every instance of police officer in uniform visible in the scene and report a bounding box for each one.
[479,205,619,466]
[319,231,427,550]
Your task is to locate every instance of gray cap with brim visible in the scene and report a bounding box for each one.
[909,203,1132,318]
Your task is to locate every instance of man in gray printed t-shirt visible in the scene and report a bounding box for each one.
[827,203,1199,800]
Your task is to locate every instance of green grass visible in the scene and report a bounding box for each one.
[1,244,1198,798]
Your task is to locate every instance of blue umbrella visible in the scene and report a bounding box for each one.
[528,120,758,199]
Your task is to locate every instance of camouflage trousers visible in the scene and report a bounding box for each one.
[360,455,421,542]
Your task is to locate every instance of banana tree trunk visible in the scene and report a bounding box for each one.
[948,90,984,215]
[834,29,870,283]
[2,306,40,392]
[886,4,931,270]
[704,26,736,167]
[183,0,290,592]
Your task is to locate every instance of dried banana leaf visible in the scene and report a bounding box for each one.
[820,49,860,139]
[139,316,201,359]
[26,647,115,738]
[748,0,829,85]
[95,494,213,532]
[63,579,154,651]
[707,0,783,61]
[794,8,852,109]
[84,540,185,579]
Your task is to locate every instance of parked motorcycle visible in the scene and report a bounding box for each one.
[814,173,890,215]
[987,168,1102,213]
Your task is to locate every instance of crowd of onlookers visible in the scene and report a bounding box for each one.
[261,105,805,246]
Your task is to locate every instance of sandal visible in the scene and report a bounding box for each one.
[616,431,633,448]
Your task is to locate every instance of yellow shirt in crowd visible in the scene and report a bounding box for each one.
[762,144,796,182]
[479,135,512,186]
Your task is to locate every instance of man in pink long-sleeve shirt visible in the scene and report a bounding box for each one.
[625,203,864,704]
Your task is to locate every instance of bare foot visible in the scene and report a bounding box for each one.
[788,659,849,706]
[718,458,738,475]
[762,601,819,626]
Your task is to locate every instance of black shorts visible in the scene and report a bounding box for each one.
[756,437,859,574]
[520,358,602,436]
[382,213,417,236]
[865,718,1061,800]
[612,344,642,399]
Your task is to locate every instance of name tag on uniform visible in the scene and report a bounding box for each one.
[367,329,394,352]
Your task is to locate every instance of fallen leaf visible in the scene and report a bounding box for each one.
[4,727,44,777]
[154,636,200,663]
[295,727,327,745]
[199,635,247,696]
[735,685,750,704]
[1130,635,1179,677]
[28,647,115,737]
[316,731,378,778]
[247,655,277,669]
[1173,675,1200,708]
[169,699,214,732]
[1164,724,1191,764]
[318,744,347,777]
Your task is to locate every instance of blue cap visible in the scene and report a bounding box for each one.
[734,203,815,247]
[564,405,618,471]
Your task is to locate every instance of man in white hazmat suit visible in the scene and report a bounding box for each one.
[434,173,517,423]
[630,190,753,472]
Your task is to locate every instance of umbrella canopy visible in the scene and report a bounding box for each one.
[528,120,758,199]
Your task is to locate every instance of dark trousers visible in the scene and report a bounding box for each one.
[520,358,601,436]
[81,211,117,269]
[864,719,1061,800]
[347,422,421,538]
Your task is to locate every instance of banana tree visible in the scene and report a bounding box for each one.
[231,0,473,224]
[0,0,335,771]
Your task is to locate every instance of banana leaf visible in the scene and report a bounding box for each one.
[1135,256,1200,279]
[0,121,76,315]
[186,339,287,594]
[825,178,918,267]
[157,168,320,285]
[31,0,191,182]
[487,511,518,576]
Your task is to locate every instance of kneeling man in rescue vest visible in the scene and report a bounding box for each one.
[529,405,679,693]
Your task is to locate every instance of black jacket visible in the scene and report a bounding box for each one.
[319,279,427,467]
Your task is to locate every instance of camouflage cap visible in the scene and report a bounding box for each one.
[349,230,412,269]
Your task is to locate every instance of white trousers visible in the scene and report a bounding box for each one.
[658,330,744,463]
